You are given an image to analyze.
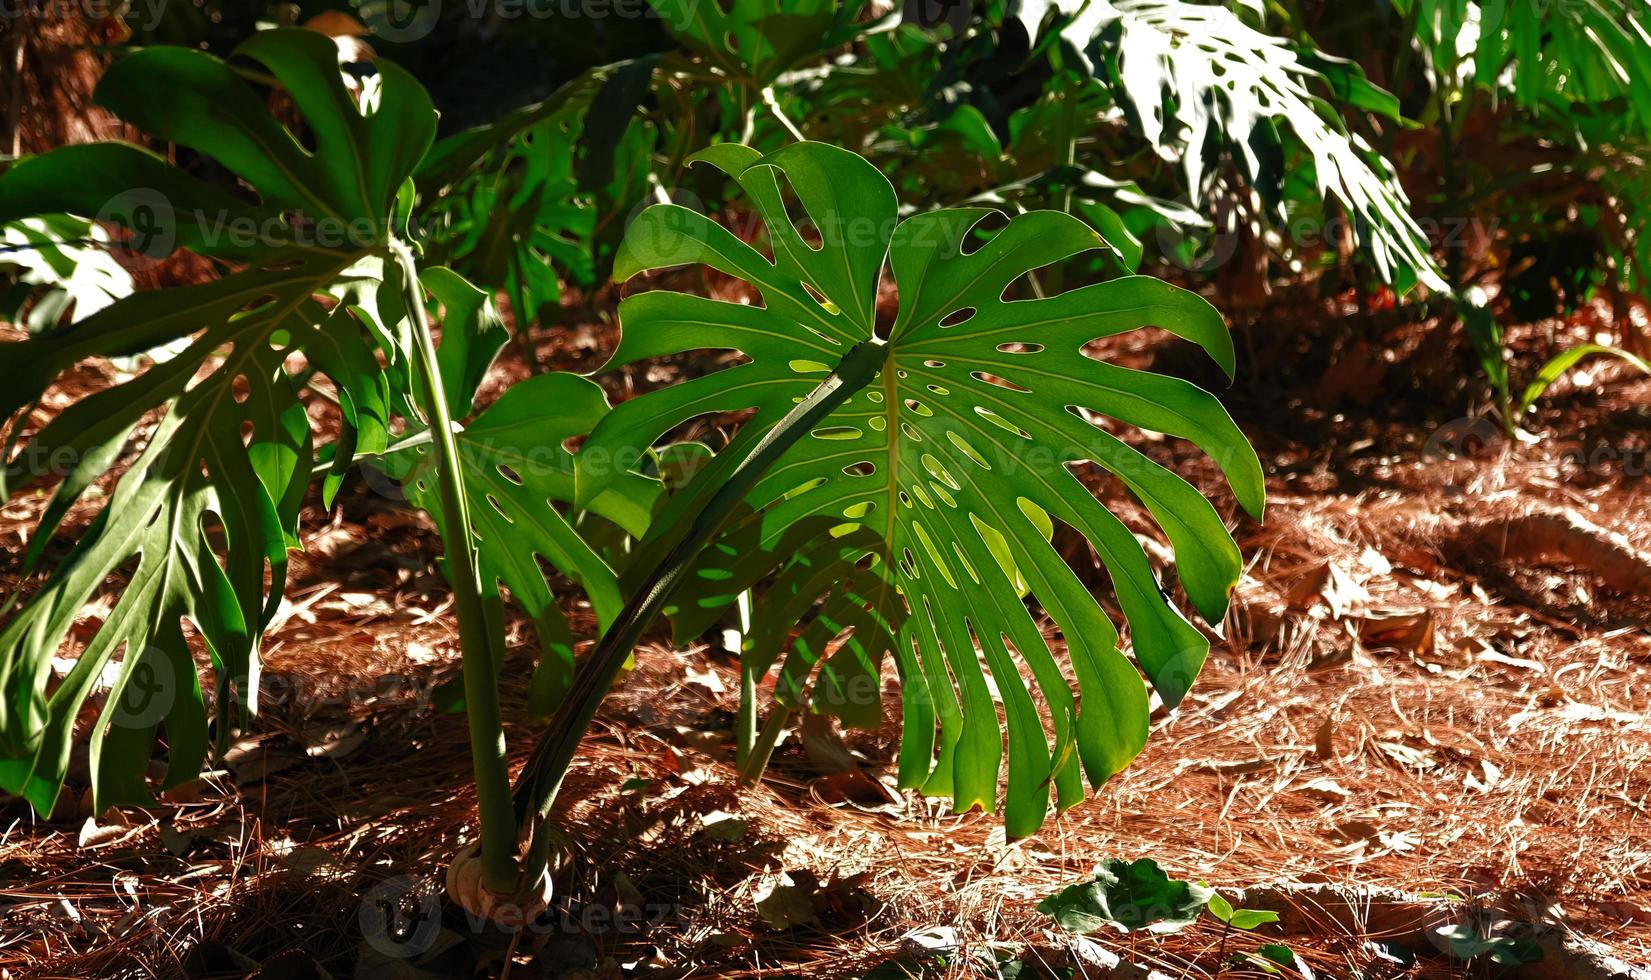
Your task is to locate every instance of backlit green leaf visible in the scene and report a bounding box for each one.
[581,141,1260,834]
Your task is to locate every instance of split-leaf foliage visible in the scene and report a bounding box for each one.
[583,141,1261,834]
[0,31,624,816]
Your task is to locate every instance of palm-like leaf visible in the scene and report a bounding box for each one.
[0,31,435,814]
[581,142,1261,834]
[0,31,495,815]
[1102,0,1445,291]
[1018,0,1445,292]
[1404,0,1651,133]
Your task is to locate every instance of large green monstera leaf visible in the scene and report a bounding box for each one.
[0,31,432,814]
[582,142,1262,833]
[0,31,500,816]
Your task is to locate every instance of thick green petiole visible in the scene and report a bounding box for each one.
[391,243,521,895]
[736,703,793,785]
[512,337,889,874]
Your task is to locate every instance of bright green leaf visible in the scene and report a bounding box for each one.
[1517,343,1651,418]
[584,141,1259,834]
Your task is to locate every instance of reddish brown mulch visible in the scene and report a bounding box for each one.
[2,301,1649,978]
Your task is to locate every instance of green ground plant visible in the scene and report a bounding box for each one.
[0,31,1257,921]
[6,0,1650,946]
[0,30,595,904]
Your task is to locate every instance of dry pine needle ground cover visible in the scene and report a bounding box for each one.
[1,296,1649,979]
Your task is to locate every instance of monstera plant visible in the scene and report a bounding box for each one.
[0,31,1258,928]
[0,30,633,911]
[506,141,1262,891]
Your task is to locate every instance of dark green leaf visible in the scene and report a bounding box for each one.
[385,372,658,715]
[1037,858,1215,934]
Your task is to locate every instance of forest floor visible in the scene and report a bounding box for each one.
[2,286,1650,980]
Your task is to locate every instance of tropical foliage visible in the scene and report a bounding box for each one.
[582,141,1259,834]
[0,31,609,822]
[3,0,1650,935]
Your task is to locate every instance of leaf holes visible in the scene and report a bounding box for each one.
[777,175,823,251]
[970,371,1032,393]
[929,482,957,508]
[946,431,990,469]
[843,460,876,477]
[996,342,1043,354]
[486,493,510,521]
[899,421,924,442]
[903,398,933,417]
[974,405,1031,439]
[920,453,960,491]
[909,482,934,509]
[961,211,1006,253]
[800,281,836,312]
[789,359,830,373]
[497,464,524,485]
[898,489,912,508]
[868,416,886,431]
[923,359,945,368]
[800,323,843,346]
[843,500,875,519]
[811,425,863,441]
[786,477,828,498]
[938,306,976,328]
[926,384,949,396]
[910,521,957,589]
[866,389,884,403]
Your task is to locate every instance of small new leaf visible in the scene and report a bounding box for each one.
[1037,858,1215,935]
[1256,943,1314,978]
